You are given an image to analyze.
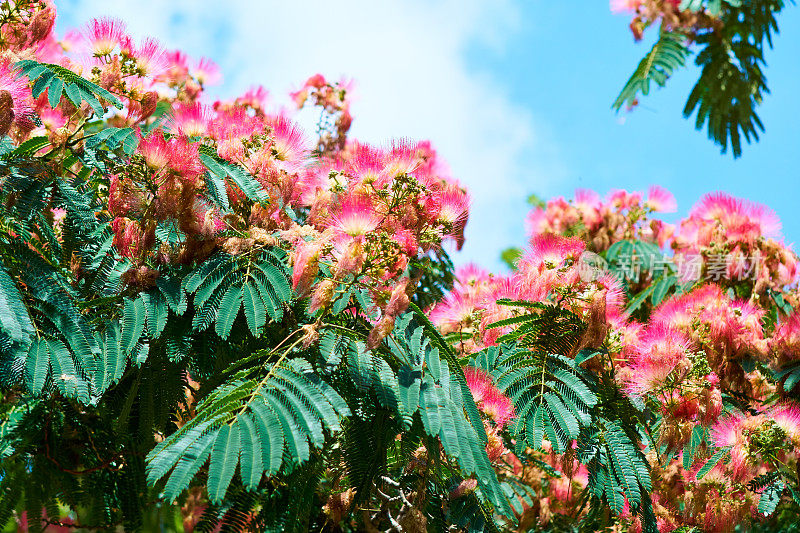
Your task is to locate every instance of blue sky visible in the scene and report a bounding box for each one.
[59,1,800,271]
[481,2,800,246]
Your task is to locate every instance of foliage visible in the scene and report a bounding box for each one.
[612,0,789,157]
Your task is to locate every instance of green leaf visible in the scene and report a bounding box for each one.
[681,0,784,157]
[207,423,241,503]
[47,77,64,109]
[758,480,785,516]
[253,258,292,305]
[544,392,579,439]
[248,399,284,476]
[94,324,124,393]
[157,276,187,315]
[161,428,215,503]
[242,281,266,336]
[683,426,706,469]
[25,338,49,395]
[16,60,123,113]
[121,297,146,357]
[238,413,264,490]
[85,127,139,155]
[47,338,88,403]
[145,290,169,339]
[265,394,309,463]
[696,447,731,480]
[651,275,677,307]
[215,282,243,339]
[574,349,600,366]
[613,31,690,111]
[199,151,268,204]
[0,265,33,345]
[627,284,655,314]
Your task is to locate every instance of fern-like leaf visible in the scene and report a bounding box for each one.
[613,31,689,111]
[15,60,123,115]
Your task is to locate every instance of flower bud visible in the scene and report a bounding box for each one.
[309,278,335,314]
[367,316,395,350]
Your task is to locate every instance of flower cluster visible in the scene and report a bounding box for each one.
[291,73,353,155]
[0,7,471,345]
[526,187,675,253]
[432,233,624,354]
[435,185,800,532]
[637,404,800,533]
[464,366,515,463]
[673,192,798,297]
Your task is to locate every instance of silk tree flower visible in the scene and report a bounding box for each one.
[429,291,481,335]
[132,37,168,79]
[523,234,586,271]
[0,0,56,52]
[170,102,212,137]
[464,367,514,428]
[646,185,677,213]
[710,409,793,484]
[770,312,800,366]
[625,324,693,396]
[191,57,222,86]
[83,17,129,56]
[524,187,676,253]
[266,115,308,174]
[328,197,380,239]
[434,187,470,249]
[672,193,798,296]
[651,284,767,368]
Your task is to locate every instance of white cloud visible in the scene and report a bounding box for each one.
[59,0,564,270]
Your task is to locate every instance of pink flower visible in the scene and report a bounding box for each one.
[574,189,603,229]
[523,234,585,270]
[608,189,642,210]
[689,192,782,242]
[464,366,515,428]
[305,73,327,89]
[651,284,765,362]
[236,86,269,109]
[481,386,515,428]
[267,115,308,173]
[771,312,800,365]
[111,217,153,259]
[625,324,693,395]
[84,17,128,56]
[329,197,380,238]
[770,402,800,445]
[137,130,171,171]
[429,291,479,334]
[347,143,390,185]
[435,188,470,227]
[291,240,324,295]
[133,37,167,78]
[209,107,265,146]
[464,367,492,404]
[455,263,492,291]
[170,102,211,137]
[646,185,677,213]
[191,57,222,86]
